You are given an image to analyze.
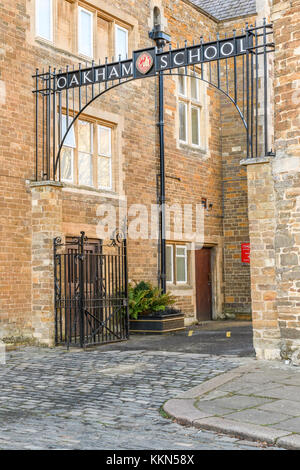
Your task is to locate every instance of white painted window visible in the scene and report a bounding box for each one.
[166,244,188,285]
[179,101,188,143]
[176,246,187,284]
[78,7,93,58]
[178,74,187,96]
[115,25,128,60]
[60,117,114,190]
[98,125,112,190]
[191,106,200,146]
[78,120,93,186]
[166,245,174,284]
[191,75,199,101]
[36,0,52,41]
[178,74,202,148]
[61,115,76,183]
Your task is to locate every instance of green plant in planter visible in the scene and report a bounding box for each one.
[128,281,176,320]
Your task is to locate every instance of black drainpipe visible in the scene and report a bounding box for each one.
[149,26,170,294]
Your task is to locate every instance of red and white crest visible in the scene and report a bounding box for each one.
[136,52,154,75]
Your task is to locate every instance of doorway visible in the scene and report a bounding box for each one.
[195,248,212,321]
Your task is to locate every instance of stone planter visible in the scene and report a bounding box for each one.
[129,309,185,335]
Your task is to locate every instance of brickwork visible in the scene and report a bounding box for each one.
[272,0,300,357]
[0,0,262,346]
[245,159,280,360]
[31,183,63,346]
[218,16,257,318]
[242,0,300,359]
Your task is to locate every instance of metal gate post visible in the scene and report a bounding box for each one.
[123,236,129,338]
[79,231,85,348]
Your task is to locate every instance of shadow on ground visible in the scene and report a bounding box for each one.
[98,321,255,357]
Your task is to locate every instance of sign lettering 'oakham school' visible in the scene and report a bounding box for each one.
[56,35,249,91]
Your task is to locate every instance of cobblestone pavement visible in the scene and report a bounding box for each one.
[0,347,280,450]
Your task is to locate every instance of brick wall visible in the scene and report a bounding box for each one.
[272,0,300,357]
[243,0,300,359]
[0,0,223,344]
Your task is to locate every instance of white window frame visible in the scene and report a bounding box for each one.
[176,245,188,284]
[78,120,94,187]
[98,125,112,191]
[35,0,53,42]
[166,244,174,284]
[190,74,199,101]
[179,101,188,144]
[61,147,74,183]
[178,74,202,149]
[78,6,94,58]
[61,115,75,183]
[115,24,129,60]
[178,74,187,97]
[191,105,201,148]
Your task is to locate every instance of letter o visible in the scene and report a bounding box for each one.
[57,76,67,89]
[220,42,234,57]
[204,46,217,60]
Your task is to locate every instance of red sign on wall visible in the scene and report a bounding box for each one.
[241,243,250,263]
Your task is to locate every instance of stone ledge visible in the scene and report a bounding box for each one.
[29,180,63,189]
[240,157,271,166]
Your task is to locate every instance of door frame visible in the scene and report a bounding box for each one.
[194,243,223,321]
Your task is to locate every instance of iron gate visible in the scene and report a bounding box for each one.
[54,231,128,348]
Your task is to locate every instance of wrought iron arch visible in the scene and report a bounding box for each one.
[33,20,274,182]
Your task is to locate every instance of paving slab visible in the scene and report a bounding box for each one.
[258,399,300,416]
[163,360,300,450]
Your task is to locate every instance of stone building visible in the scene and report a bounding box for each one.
[0,0,299,361]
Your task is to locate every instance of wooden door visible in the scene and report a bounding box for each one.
[195,248,212,321]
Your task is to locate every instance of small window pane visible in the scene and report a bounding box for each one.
[179,102,187,142]
[61,116,76,148]
[191,76,198,100]
[79,8,93,57]
[178,75,186,96]
[98,156,111,189]
[191,107,200,146]
[36,0,52,40]
[78,153,93,186]
[78,120,92,153]
[61,147,73,182]
[98,126,111,156]
[176,257,186,283]
[166,245,173,283]
[176,246,186,257]
[115,26,128,60]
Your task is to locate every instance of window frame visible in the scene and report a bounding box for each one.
[78,119,94,187]
[179,101,188,144]
[166,242,188,286]
[35,0,53,42]
[178,74,187,97]
[166,244,174,284]
[175,245,188,284]
[60,115,114,191]
[78,5,94,58]
[115,24,129,60]
[191,105,201,148]
[178,73,202,149]
[97,125,113,191]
